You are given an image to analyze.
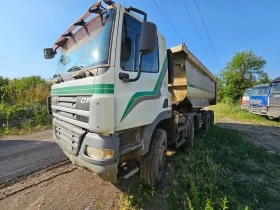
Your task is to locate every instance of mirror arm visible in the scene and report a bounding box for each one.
[126,52,143,82]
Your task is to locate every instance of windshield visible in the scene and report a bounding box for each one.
[250,86,270,96]
[271,83,280,94]
[55,9,115,75]
[243,89,251,96]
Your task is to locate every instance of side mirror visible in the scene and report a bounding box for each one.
[139,21,157,55]
[44,48,56,59]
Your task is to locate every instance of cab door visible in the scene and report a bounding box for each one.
[114,12,162,131]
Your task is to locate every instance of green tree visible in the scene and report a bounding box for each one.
[2,76,51,104]
[255,72,270,85]
[218,51,268,103]
[0,76,9,101]
[216,75,225,102]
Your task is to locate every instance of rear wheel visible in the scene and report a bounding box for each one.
[140,129,167,185]
[209,110,214,126]
[184,119,195,149]
[202,111,210,131]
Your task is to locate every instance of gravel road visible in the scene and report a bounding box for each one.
[0,130,66,183]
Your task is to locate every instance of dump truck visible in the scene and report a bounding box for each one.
[249,84,271,115]
[44,0,216,184]
[267,77,280,119]
[241,88,251,110]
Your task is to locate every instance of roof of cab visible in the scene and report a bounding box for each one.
[271,77,280,83]
[252,83,270,88]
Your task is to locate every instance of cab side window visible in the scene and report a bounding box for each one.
[120,14,158,73]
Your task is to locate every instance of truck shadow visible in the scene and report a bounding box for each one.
[0,139,66,183]
[215,122,280,154]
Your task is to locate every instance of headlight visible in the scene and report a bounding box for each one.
[85,146,114,160]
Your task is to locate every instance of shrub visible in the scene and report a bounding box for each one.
[0,103,52,134]
[1,76,51,104]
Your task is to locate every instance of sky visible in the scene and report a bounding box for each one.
[0,0,279,79]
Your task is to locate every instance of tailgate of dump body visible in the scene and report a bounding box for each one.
[168,43,217,108]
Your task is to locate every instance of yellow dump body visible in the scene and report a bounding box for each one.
[168,43,217,108]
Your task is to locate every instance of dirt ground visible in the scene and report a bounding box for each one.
[0,130,130,210]
[0,162,123,210]
[216,118,280,154]
[0,119,279,210]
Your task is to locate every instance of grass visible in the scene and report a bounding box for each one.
[121,126,280,209]
[210,103,280,127]
[0,125,52,137]
[120,103,280,209]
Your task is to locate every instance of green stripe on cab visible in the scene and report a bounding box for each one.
[51,84,114,95]
[120,56,168,121]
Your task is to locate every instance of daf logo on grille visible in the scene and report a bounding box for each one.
[81,98,91,103]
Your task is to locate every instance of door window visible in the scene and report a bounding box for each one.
[120,14,158,73]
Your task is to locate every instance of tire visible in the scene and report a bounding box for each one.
[184,119,195,149]
[140,129,167,185]
[209,110,214,126]
[202,111,210,131]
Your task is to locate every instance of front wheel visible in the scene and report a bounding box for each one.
[140,129,167,185]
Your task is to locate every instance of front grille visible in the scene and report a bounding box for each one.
[51,96,90,127]
[53,118,86,156]
[52,96,77,109]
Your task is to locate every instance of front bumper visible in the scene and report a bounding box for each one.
[241,104,249,110]
[53,119,119,182]
[64,150,119,182]
[249,106,268,115]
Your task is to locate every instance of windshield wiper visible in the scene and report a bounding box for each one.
[67,65,94,79]
[67,65,84,72]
